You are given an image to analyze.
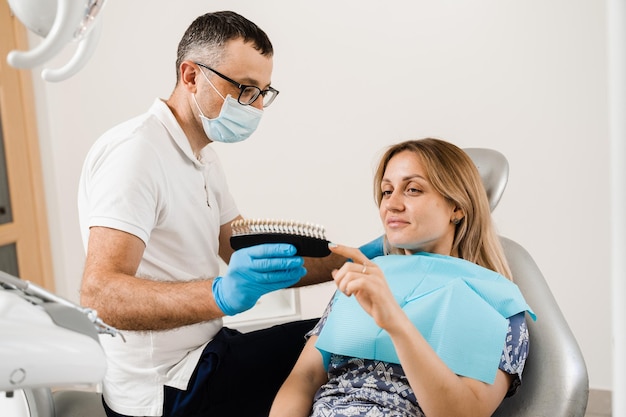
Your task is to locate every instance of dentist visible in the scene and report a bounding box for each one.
[78,11,347,417]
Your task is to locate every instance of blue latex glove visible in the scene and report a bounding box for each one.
[358,235,385,259]
[213,243,306,316]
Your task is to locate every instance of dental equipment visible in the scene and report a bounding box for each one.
[0,270,122,393]
[6,0,107,82]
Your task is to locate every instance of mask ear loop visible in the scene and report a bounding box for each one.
[198,67,226,101]
[191,93,208,119]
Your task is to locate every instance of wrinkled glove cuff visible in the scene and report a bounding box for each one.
[212,276,239,317]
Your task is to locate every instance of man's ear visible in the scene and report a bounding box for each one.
[180,61,199,93]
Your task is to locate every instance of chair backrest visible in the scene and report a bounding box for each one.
[464,148,589,417]
[464,148,509,212]
[494,237,589,416]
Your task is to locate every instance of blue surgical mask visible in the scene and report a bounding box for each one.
[192,73,263,144]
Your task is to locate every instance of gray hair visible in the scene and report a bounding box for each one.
[174,11,274,83]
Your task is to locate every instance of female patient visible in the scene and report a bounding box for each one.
[270,138,533,417]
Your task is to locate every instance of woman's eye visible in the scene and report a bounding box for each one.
[381,190,393,197]
[405,187,422,196]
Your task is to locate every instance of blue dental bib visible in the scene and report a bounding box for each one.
[315,253,535,384]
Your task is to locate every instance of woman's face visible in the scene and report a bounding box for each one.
[379,150,460,256]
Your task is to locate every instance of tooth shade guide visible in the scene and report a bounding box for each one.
[230,219,330,257]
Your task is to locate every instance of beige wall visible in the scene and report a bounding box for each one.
[27,0,611,390]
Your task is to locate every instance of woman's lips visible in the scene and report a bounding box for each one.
[386,218,409,228]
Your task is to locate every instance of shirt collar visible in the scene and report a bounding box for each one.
[149,98,208,168]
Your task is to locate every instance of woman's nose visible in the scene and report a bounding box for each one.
[385,190,404,211]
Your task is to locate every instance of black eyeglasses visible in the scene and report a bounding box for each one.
[195,62,279,108]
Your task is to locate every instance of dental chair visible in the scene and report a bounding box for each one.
[465,148,589,417]
[2,148,588,417]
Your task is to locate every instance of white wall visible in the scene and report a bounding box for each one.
[26,0,611,390]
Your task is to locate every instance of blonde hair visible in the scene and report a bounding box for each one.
[374,138,512,280]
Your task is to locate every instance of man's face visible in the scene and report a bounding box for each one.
[197,38,274,117]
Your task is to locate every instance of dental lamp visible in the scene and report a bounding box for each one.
[6,0,107,82]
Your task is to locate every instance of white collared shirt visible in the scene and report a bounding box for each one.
[78,98,239,416]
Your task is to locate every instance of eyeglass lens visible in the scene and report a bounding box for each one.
[239,86,277,107]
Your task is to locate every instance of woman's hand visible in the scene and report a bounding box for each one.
[328,243,404,331]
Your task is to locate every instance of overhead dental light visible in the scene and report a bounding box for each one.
[6,0,107,82]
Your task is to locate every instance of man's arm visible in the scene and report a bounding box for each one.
[80,226,224,331]
[296,235,385,287]
[296,253,346,287]
[218,215,241,264]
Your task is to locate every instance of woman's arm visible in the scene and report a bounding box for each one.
[270,336,328,417]
[328,244,511,417]
[386,311,512,417]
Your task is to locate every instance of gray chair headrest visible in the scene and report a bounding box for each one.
[464,148,509,212]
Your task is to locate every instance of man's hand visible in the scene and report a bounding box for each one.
[212,243,306,316]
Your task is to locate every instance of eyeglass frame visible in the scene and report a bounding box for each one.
[194,62,279,108]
